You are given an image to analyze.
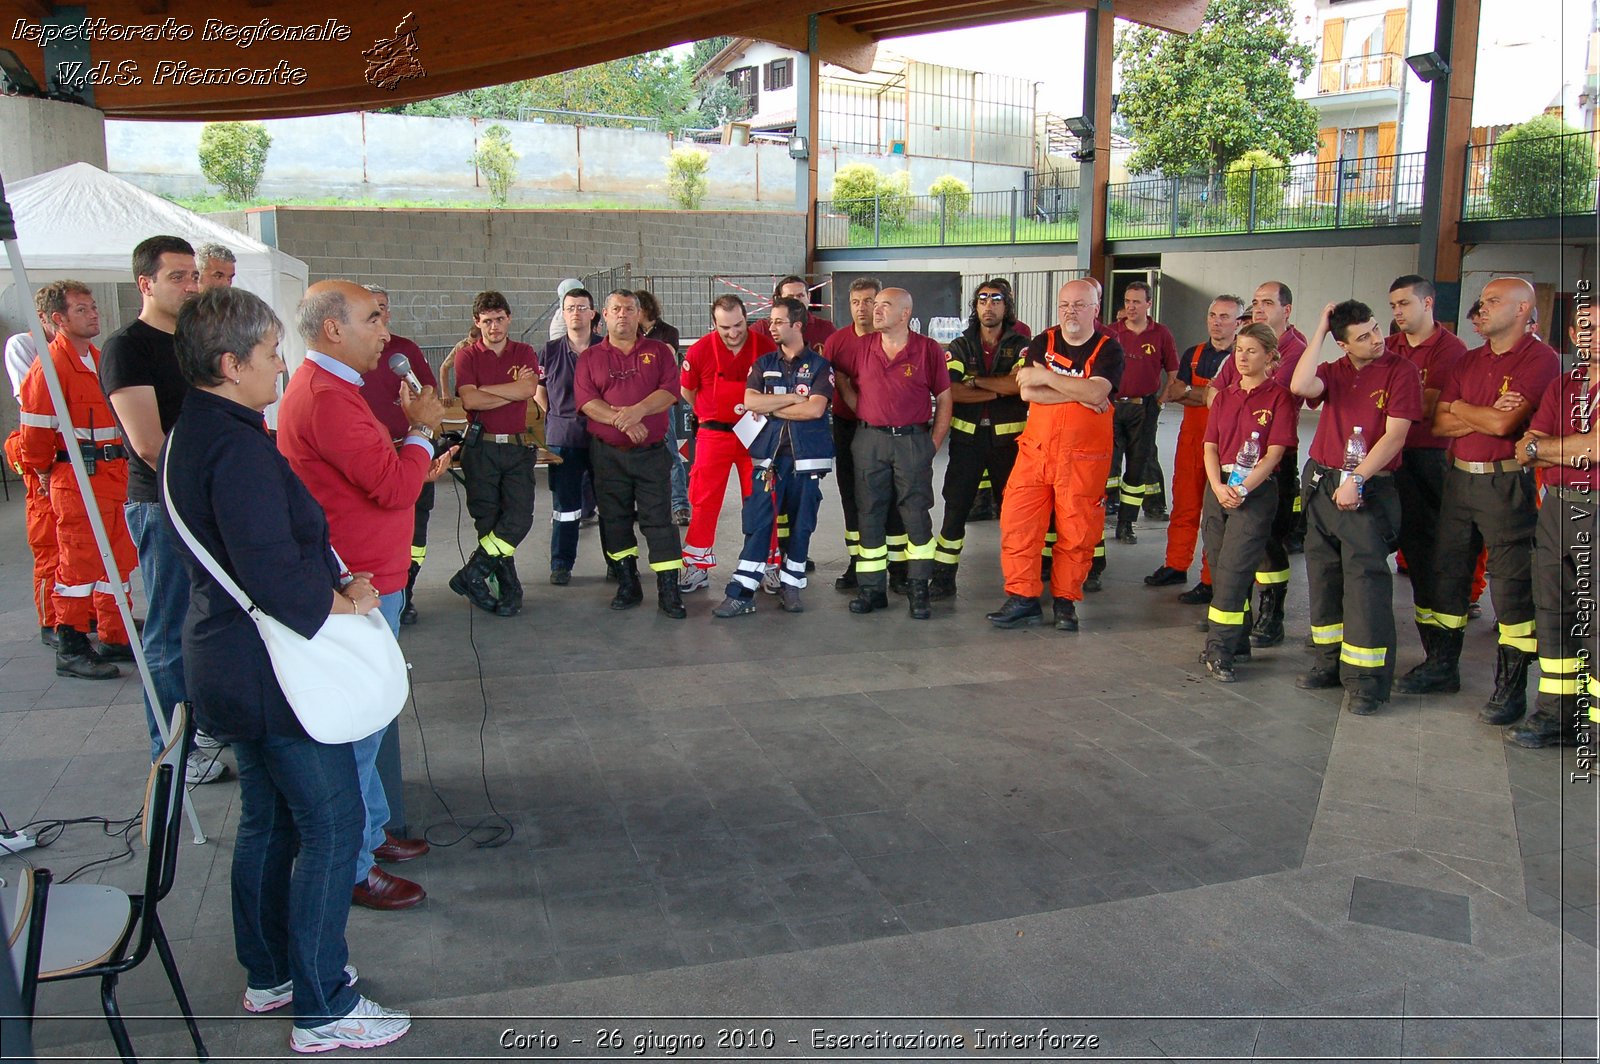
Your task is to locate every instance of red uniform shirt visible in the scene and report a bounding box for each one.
[1110,318,1178,399]
[1306,352,1424,472]
[680,330,774,422]
[1385,326,1468,450]
[1528,365,1597,490]
[821,327,871,420]
[573,337,680,448]
[1206,378,1299,464]
[454,339,541,436]
[360,335,438,441]
[1437,333,1561,463]
[831,331,951,427]
[749,316,836,350]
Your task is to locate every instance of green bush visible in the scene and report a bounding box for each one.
[665,146,710,210]
[1224,149,1289,223]
[831,164,911,229]
[197,122,272,201]
[472,124,520,206]
[927,174,972,225]
[1487,115,1597,218]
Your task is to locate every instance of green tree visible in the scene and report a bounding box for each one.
[197,122,272,201]
[472,124,519,205]
[928,175,972,225]
[1224,149,1289,222]
[1486,115,1597,218]
[666,146,711,209]
[1114,0,1318,178]
[831,164,910,229]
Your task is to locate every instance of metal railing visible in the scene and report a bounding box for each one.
[1463,128,1600,221]
[1107,151,1427,240]
[1314,52,1405,95]
[816,187,1079,249]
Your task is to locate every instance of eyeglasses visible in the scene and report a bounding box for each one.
[770,318,794,328]
[1057,301,1095,313]
[975,293,1007,304]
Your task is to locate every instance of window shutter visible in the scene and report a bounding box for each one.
[1316,127,1339,200]
[1320,19,1346,93]
[1382,10,1406,84]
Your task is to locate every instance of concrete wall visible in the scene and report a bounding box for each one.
[0,97,107,181]
[819,151,1026,198]
[232,207,807,350]
[1461,244,1588,315]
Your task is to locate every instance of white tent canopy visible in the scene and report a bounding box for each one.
[3,161,308,369]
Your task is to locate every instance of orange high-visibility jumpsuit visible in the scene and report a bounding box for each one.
[5,429,59,630]
[1001,333,1114,601]
[1163,344,1214,584]
[18,334,137,643]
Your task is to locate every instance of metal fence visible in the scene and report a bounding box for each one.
[1107,151,1428,240]
[1313,52,1405,95]
[959,269,1085,336]
[1463,128,1600,221]
[816,187,1079,249]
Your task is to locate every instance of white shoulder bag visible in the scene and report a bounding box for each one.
[162,437,408,745]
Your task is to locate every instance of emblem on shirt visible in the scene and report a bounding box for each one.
[1370,388,1389,410]
[734,403,746,415]
[641,353,654,365]
[1499,375,1514,396]
[1253,408,1272,427]
[798,364,813,379]
[903,365,915,378]
[1142,343,1156,357]
[796,384,811,397]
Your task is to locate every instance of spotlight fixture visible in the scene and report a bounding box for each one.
[1406,51,1451,83]
[787,134,810,161]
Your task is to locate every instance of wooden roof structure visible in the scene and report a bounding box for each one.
[4,0,1206,120]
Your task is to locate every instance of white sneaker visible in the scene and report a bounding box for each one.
[243,965,358,1013]
[290,995,410,1054]
[193,729,227,750]
[678,567,709,593]
[184,749,226,785]
[761,565,782,595]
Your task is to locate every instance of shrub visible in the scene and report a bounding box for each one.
[831,163,911,229]
[1487,115,1597,218]
[665,146,711,210]
[197,122,272,201]
[1224,149,1289,223]
[472,124,520,206]
[927,174,972,225]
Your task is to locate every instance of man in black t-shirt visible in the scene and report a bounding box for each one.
[98,235,213,783]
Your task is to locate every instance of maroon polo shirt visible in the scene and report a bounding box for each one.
[1437,333,1561,463]
[1211,325,1309,412]
[750,316,837,351]
[1528,366,1597,490]
[1306,351,1424,471]
[681,330,774,422]
[360,334,438,441]
[1385,325,1468,450]
[821,327,872,421]
[1206,378,1299,465]
[831,331,950,428]
[573,336,680,448]
[1111,318,1178,399]
[454,339,541,436]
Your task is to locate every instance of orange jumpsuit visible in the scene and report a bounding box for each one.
[18,334,137,643]
[1001,332,1115,601]
[5,429,59,630]
[1163,344,1215,584]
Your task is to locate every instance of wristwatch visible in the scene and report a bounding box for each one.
[1525,438,1540,462]
[412,423,436,441]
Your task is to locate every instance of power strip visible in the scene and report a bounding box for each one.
[0,831,37,855]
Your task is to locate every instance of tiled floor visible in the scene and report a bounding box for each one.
[3,412,1595,1061]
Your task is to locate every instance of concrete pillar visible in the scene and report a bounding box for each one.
[1075,1,1115,285]
[799,15,822,269]
[0,96,107,180]
[1417,0,1480,305]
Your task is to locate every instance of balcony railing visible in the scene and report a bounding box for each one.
[816,186,1079,249]
[1463,128,1600,221]
[1107,151,1427,240]
[1315,52,1405,95]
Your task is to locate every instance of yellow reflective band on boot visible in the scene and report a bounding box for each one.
[1432,611,1468,630]
[1208,605,1246,625]
[979,476,992,489]
[1340,643,1388,669]
[604,546,640,561]
[1094,543,1105,558]
[907,540,936,561]
[934,536,964,565]
[1106,475,1122,491]
[1254,569,1290,585]
[411,546,427,564]
[1311,623,1344,645]
[1120,490,1144,508]
[480,533,516,558]
[845,529,861,557]
[1538,656,1580,695]
[886,534,910,562]
[857,545,888,574]
[1292,495,1303,513]
[1539,676,1580,695]
[1498,620,1536,652]
[648,559,684,573]
[1414,607,1437,627]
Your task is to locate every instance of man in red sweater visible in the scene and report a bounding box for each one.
[279,279,450,912]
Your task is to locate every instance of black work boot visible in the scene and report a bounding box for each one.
[1115,518,1137,544]
[1480,645,1533,725]
[605,558,623,583]
[495,557,524,617]
[1506,704,1580,748]
[987,595,1042,628]
[609,558,643,610]
[928,563,957,601]
[40,625,56,648]
[834,558,859,592]
[1250,584,1286,647]
[400,561,420,625]
[657,570,687,619]
[449,548,501,614]
[1295,666,1341,690]
[849,585,890,614]
[907,578,932,620]
[888,560,909,595]
[55,625,118,680]
[1053,598,1079,632]
[1396,627,1463,694]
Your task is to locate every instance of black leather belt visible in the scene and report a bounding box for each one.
[864,423,926,436]
[700,420,736,432]
[57,444,126,462]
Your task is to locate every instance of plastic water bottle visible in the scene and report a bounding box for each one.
[1227,432,1260,491]
[1343,426,1367,471]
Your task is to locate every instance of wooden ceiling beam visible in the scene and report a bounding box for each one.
[830,0,1055,31]
[847,1,1060,34]
[740,14,880,74]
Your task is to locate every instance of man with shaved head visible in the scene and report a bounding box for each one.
[1399,277,1559,729]
[829,287,952,618]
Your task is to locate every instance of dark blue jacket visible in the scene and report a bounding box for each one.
[159,389,343,742]
[746,348,836,474]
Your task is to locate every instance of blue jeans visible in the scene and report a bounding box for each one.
[232,733,364,1029]
[126,501,189,761]
[351,591,405,884]
[665,409,689,511]
[547,445,591,572]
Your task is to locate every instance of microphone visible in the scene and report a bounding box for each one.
[388,352,424,394]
